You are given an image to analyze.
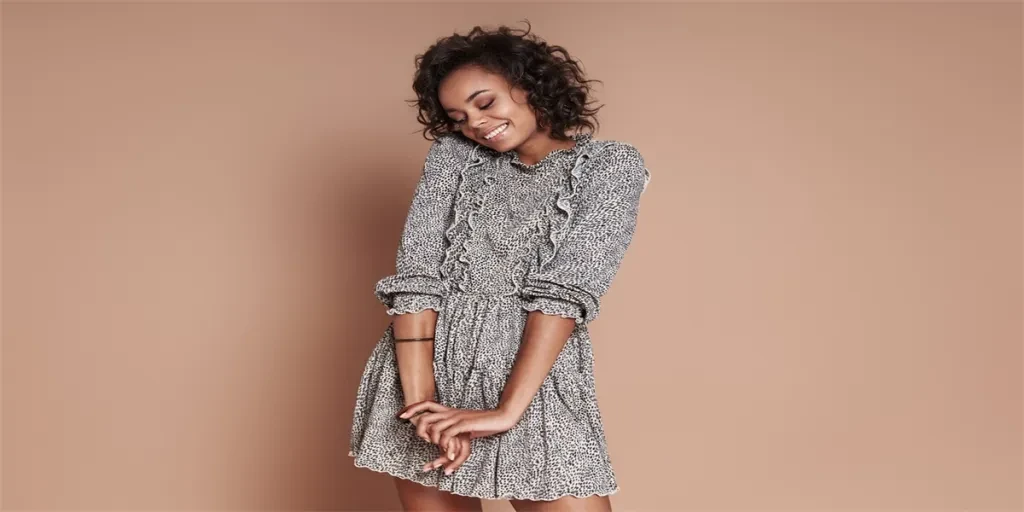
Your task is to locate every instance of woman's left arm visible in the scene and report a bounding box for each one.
[491,311,576,422]
[497,142,650,423]
[399,143,650,452]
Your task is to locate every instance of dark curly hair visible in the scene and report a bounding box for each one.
[409,20,602,141]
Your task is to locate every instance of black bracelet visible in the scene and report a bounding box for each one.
[394,336,434,342]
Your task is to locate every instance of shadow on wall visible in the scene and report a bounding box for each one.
[257,139,413,510]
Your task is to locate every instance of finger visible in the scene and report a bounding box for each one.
[443,436,472,475]
[408,416,431,443]
[428,416,462,446]
[397,400,447,420]
[438,421,470,452]
[416,411,453,442]
[421,453,449,473]
[446,437,458,461]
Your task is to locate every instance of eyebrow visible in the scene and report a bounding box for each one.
[444,89,490,113]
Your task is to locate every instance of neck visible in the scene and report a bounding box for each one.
[513,132,577,166]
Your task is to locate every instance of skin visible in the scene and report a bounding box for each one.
[389,64,612,512]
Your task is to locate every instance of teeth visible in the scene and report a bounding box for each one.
[484,123,508,140]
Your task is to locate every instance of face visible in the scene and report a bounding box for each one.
[437,65,539,152]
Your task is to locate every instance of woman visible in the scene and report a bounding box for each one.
[349,22,650,511]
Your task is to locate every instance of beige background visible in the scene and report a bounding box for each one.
[2,2,1021,511]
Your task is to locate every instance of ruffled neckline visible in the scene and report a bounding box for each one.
[503,132,593,173]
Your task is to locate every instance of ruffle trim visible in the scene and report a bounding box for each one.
[507,132,593,172]
[520,277,599,325]
[375,274,446,308]
[536,139,618,272]
[522,297,584,325]
[386,293,443,316]
[348,450,621,501]
[438,143,492,292]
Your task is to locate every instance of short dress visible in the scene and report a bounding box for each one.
[348,131,651,501]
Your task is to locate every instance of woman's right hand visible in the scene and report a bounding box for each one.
[410,415,472,475]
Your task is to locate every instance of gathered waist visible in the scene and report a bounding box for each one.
[444,290,525,302]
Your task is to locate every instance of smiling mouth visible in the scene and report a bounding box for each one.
[483,122,509,141]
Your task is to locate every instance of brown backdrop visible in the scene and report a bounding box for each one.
[3,2,1021,511]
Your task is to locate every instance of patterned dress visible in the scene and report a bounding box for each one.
[348,131,651,501]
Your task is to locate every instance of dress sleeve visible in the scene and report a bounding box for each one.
[520,142,651,325]
[374,135,461,315]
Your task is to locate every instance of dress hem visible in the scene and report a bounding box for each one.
[347,450,620,501]
[385,305,443,316]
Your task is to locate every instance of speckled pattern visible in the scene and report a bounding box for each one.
[349,132,650,500]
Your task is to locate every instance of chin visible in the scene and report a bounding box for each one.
[487,139,511,152]
[480,138,506,152]
[494,136,524,153]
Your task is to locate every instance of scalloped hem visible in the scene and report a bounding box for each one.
[348,450,620,501]
[385,305,443,316]
[522,302,584,325]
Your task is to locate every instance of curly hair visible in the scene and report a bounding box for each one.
[409,21,602,141]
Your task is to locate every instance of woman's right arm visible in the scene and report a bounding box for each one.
[375,134,462,406]
[392,311,439,405]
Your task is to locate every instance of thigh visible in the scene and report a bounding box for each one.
[393,477,483,512]
[510,495,612,512]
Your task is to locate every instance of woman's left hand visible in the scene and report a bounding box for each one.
[397,401,518,457]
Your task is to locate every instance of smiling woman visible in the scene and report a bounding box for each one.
[412,23,603,166]
[349,21,650,512]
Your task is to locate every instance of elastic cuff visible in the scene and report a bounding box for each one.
[522,297,584,325]
[520,277,600,324]
[386,293,443,316]
[375,274,446,308]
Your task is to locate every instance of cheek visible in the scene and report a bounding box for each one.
[505,106,533,127]
[514,110,537,130]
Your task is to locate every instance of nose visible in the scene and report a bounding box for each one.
[467,112,488,128]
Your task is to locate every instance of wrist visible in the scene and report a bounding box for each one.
[495,403,524,425]
[404,387,437,407]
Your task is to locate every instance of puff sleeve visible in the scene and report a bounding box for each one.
[374,135,461,315]
[520,143,651,325]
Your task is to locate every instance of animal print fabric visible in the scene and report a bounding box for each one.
[349,131,650,500]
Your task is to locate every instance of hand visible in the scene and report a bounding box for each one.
[398,400,518,457]
[408,413,472,475]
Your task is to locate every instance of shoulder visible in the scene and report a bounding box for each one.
[582,138,651,193]
[423,133,479,175]
[427,133,478,160]
[588,140,645,168]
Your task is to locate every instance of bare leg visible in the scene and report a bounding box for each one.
[393,477,483,512]
[510,495,612,512]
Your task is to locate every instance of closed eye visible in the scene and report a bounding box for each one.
[450,99,494,125]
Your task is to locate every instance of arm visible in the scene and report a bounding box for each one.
[499,142,650,421]
[393,311,439,406]
[494,312,575,419]
[376,135,462,406]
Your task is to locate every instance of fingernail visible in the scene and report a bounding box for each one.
[444,468,453,475]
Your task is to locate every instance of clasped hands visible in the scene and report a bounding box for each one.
[396,401,518,476]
